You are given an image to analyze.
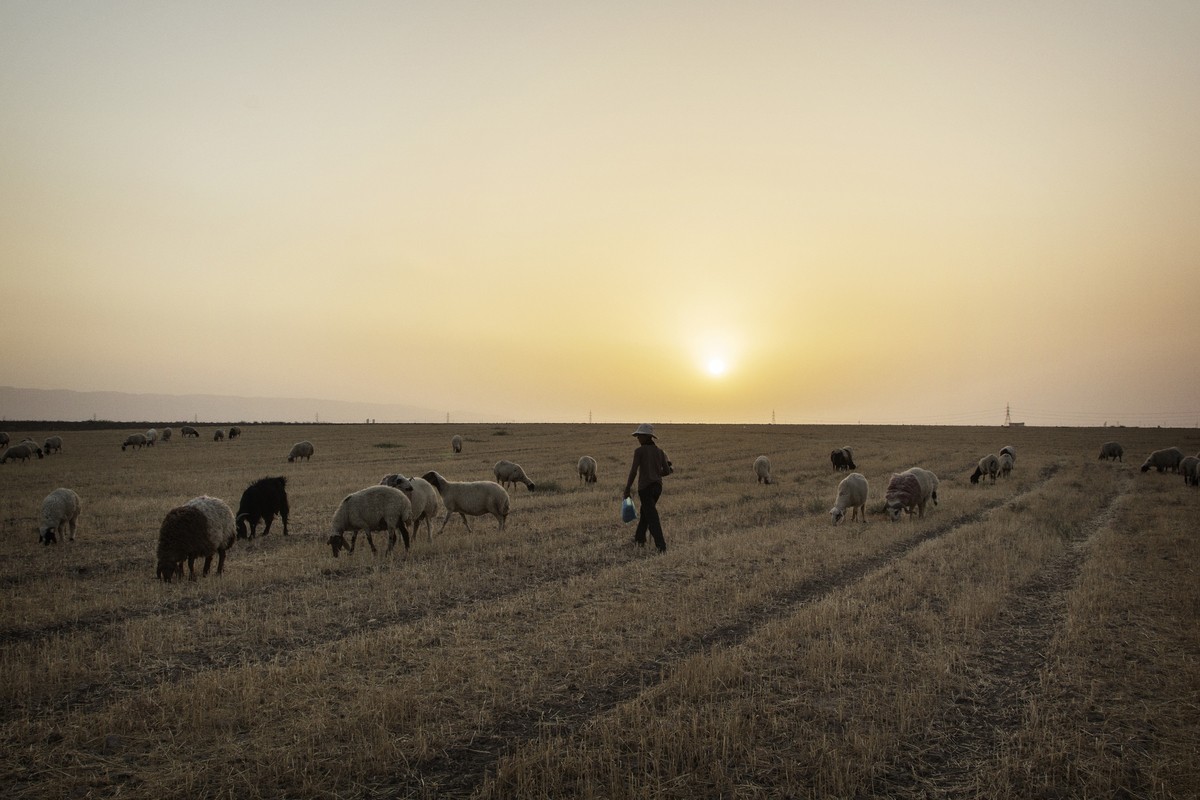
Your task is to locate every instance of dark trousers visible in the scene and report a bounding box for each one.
[635,482,665,552]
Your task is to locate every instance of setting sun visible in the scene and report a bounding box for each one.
[706,357,728,377]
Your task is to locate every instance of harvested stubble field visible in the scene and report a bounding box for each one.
[1,422,1198,799]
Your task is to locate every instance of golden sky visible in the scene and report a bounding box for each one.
[2,2,1198,425]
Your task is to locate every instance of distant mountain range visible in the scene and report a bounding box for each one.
[0,386,451,424]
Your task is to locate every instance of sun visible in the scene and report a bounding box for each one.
[706,356,728,377]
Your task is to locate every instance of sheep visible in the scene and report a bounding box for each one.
[998,451,1014,479]
[421,470,511,533]
[287,440,314,462]
[181,425,199,438]
[1140,447,1185,473]
[753,455,773,484]
[121,433,148,451]
[0,432,7,448]
[160,427,173,442]
[885,467,940,521]
[380,474,441,541]
[999,445,1016,462]
[326,485,413,557]
[156,495,236,582]
[2,442,44,463]
[229,426,242,439]
[213,429,225,442]
[451,434,463,454]
[1097,441,1123,461]
[1181,456,1200,487]
[494,459,536,491]
[145,429,158,446]
[970,454,1000,484]
[577,455,598,484]
[830,447,856,471]
[235,476,290,539]
[39,488,81,545]
[830,472,868,525]
[43,435,63,455]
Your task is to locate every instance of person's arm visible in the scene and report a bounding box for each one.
[624,451,639,498]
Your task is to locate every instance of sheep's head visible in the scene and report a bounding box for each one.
[235,513,251,539]
[156,560,183,582]
[327,533,349,558]
[830,507,845,525]
[39,526,56,545]
[886,502,905,522]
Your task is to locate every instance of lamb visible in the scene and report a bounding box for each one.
[885,467,940,520]
[970,454,1000,484]
[1181,456,1200,487]
[380,474,441,541]
[43,435,63,455]
[213,429,225,442]
[326,485,413,557]
[287,441,314,462]
[494,460,536,491]
[2,442,44,462]
[998,451,1014,479]
[181,425,199,438]
[1140,447,1185,473]
[229,426,242,439]
[830,472,869,525]
[830,447,856,471]
[235,476,290,539]
[451,434,463,454]
[753,455,773,484]
[1097,441,1123,462]
[160,427,173,442]
[156,495,236,582]
[121,433,148,451]
[577,455,598,484]
[421,470,511,533]
[39,488,81,545]
[145,429,158,446]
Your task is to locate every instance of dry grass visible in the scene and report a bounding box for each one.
[1,423,1197,798]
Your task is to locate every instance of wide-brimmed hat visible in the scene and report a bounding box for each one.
[631,423,656,438]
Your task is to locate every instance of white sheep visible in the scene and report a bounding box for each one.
[494,460,536,491]
[39,488,81,545]
[1140,447,1185,473]
[43,435,63,455]
[970,454,1000,484]
[327,485,413,557]
[830,472,868,525]
[379,474,441,541]
[577,456,598,484]
[122,433,148,451]
[2,442,44,462]
[156,495,236,581]
[421,470,511,532]
[885,467,939,520]
[145,429,158,446]
[753,455,773,485]
[999,445,1016,463]
[998,451,1014,478]
[1097,441,1123,462]
[451,434,463,454]
[1181,456,1200,487]
[287,440,314,462]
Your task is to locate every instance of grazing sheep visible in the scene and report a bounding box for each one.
[999,445,1016,462]
[830,472,869,525]
[998,451,1014,478]
[451,434,463,454]
[213,429,225,442]
[885,467,940,521]
[830,447,856,471]
[181,425,199,438]
[0,432,8,449]
[145,429,158,446]
[970,454,1001,484]
[43,435,63,455]
[326,485,413,557]
[229,426,242,439]
[287,440,314,462]
[235,476,290,539]
[753,455,773,484]
[380,474,440,541]
[577,456,598,484]
[1181,456,1200,487]
[122,433,148,451]
[156,496,236,582]
[421,470,511,533]
[494,460,536,491]
[1097,441,1123,462]
[39,488,81,545]
[1,443,44,463]
[1140,447,1185,473]
[160,427,173,442]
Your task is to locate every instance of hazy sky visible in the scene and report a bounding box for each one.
[3,1,1198,425]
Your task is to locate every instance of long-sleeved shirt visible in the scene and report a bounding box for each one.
[625,443,672,492]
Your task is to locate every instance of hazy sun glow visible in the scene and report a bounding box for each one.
[706,357,728,377]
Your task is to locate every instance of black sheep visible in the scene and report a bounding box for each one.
[235,476,290,539]
[830,448,856,471]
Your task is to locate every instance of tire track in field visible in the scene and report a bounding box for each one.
[881,470,1131,799]
[371,463,1065,799]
